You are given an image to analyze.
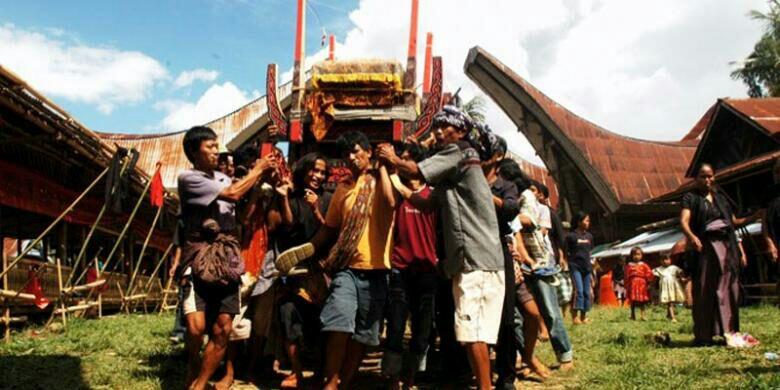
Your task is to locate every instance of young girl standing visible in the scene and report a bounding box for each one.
[625,247,653,321]
[653,254,686,322]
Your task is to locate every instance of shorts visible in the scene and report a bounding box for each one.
[453,270,505,344]
[516,281,534,304]
[320,268,389,347]
[556,271,573,304]
[182,277,240,322]
[251,283,278,339]
[279,295,321,343]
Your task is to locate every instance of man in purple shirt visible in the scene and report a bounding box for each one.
[178,125,276,390]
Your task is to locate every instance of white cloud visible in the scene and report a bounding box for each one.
[173,68,220,89]
[154,82,260,131]
[0,23,168,114]
[287,0,767,165]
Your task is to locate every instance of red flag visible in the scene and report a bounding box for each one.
[150,163,164,207]
[23,269,50,310]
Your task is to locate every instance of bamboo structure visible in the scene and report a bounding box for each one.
[121,204,163,312]
[0,167,110,281]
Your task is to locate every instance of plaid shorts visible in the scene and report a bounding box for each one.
[556,271,573,304]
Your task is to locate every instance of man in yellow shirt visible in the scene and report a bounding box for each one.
[277,131,395,389]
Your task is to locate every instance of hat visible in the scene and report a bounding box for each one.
[432,105,473,131]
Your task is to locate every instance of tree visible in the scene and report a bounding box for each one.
[461,95,486,123]
[731,0,780,97]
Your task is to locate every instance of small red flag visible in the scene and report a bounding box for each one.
[23,270,50,310]
[150,163,164,207]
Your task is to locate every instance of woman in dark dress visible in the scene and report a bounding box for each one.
[277,152,333,388]
[680,163,752,345]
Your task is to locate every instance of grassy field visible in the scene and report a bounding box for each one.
[0,305,778,389]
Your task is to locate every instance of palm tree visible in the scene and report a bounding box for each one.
[731,0,780,97]
[461,95,486,123]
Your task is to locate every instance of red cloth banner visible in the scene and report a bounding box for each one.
[150,164,164,208]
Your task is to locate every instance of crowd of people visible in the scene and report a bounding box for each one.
[167,104,776,390]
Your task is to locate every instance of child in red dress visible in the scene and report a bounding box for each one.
[625,247,653,321]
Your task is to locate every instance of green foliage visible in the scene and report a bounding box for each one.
[732,0,780,97]
[461,96,486,123]
[0,306,778,389]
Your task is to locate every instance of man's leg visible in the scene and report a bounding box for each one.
[382,269,409,386]
[571,270,584,324]
[339,338,366,388]
[494,253,517,390]
[406,272,437,385]
[320,270,359,389]
[214,341,238,390]
[581,271,592,320]
[171,284,187,341]
[185,312,206,388]
[453,271,504,390]
[519,298,548,377]
[191,313,233,390]
[529,277,573,369]
[279,298,306,387]
[464,342,492,390]
[343,271,389,388]
[323,331,351,390]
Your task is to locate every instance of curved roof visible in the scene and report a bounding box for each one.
[464,46,697,209]
[98,81,293,189]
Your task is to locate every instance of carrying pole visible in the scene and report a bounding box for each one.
[0,166,110,280]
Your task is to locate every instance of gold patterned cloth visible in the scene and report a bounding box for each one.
[307,60,405,140]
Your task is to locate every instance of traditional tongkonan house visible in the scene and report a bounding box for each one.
[0,65,178,335]
[464,46,698,243]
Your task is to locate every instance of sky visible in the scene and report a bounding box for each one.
[0,0,770,164]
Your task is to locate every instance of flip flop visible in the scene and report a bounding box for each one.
[276,243,315,274]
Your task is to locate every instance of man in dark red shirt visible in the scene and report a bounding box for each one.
[383,144,438,389]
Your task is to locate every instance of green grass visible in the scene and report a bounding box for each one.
[0,305,778,389]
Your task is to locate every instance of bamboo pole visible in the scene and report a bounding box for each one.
[66,156,132,289]
[55,255,66,327]
[0,167,110,280]
[95,255,102,318]
[0,290,36,300]
[2,213,10,342]
[136,243,173,312]
[78,176,153,315]
[122,204,163,312]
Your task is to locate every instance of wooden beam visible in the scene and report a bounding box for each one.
[0,289,36,301]
[61,279,106,294]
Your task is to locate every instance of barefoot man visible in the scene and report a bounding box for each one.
[377,106,505,390]
[177,125,276,389]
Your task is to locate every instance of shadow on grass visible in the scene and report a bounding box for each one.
[139,350,188,390]
[0,355,89,389]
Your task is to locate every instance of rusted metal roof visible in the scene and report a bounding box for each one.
[684,98,780,177]
[683,98,780,143]
[513,76,697,205]
[98,82,293,189]
[652,149,780,203]
[464,46,697,207]
[681,103,716,143]
[723,98,780,136]
[0,65,175,204]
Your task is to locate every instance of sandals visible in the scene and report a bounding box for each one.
[276,243,315,274]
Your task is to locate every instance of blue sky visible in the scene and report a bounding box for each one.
[0,0,768,163]
[0,0,358,133]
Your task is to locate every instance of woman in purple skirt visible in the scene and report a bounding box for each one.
[680,164,753,345]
